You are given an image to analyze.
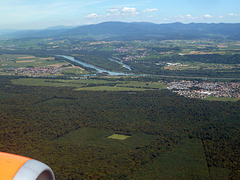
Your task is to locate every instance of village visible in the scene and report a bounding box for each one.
[167,80,240,99]
[3,66,64,77]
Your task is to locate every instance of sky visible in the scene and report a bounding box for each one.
[0,0,240,29]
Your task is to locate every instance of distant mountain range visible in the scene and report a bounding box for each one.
[1,21,240,40]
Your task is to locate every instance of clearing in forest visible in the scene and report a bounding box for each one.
[107,134,131,140]
[56,127,158,149]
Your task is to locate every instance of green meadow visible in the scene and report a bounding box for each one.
[75,86,147,91]
[107,134,131,140]
[204,96,240,102]
[116,81,168,89]
[11,78,168,91]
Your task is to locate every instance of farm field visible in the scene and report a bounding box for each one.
[0,54,88,76]
[0,54,56,68]
[116,81,168,89]
[163,61,238,71]
[11,77,168,91]
[75,86,147,91]
[204,96,240,102]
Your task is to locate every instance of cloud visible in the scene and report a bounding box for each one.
[203,14,213,18]
[175,14,195,20]
[86,6,143,21]
[85,6,160,22]
[143,8,159,13]
[228,13,240,17]
[108,8,119,13]
[172,14,221,23]
[107,7,139,16]
[86,13,102,19]
[122,7,139,15]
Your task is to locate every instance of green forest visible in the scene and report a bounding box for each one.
[0,75,240,179]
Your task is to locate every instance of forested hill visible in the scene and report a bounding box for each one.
[3,22,240,40]
[65,22,240,40]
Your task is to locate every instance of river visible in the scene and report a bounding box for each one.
[108,58,132,71]
[58,55,240,80]
[58,55,133,76]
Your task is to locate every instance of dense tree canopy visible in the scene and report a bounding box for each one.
[0,76,239,179]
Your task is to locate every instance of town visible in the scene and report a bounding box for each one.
[167,80,240,99]
[3,66,64,77]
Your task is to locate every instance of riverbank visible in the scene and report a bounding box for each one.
[58,55,133,76]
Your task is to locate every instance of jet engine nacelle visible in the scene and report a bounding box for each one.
[0,152,55,180]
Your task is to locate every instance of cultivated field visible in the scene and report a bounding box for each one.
[0,54,87,76]
[204,96,240,102]
[11,78,168,91]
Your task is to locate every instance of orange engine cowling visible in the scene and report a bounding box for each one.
[0,152,55,180]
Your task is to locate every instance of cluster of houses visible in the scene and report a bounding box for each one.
[4,67,64,77]
[0,57,15,61]
[114,47,148,61]
[167,80,240,99]
[113,47,133,53]
[71,47,91,51]
[122,54,147,61]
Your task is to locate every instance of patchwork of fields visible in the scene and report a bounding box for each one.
[0,54,88,76]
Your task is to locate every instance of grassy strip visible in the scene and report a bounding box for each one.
[204,96,240,102]
[11,78,167,91]
[75,86,147,91]
[107,134,131,140]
